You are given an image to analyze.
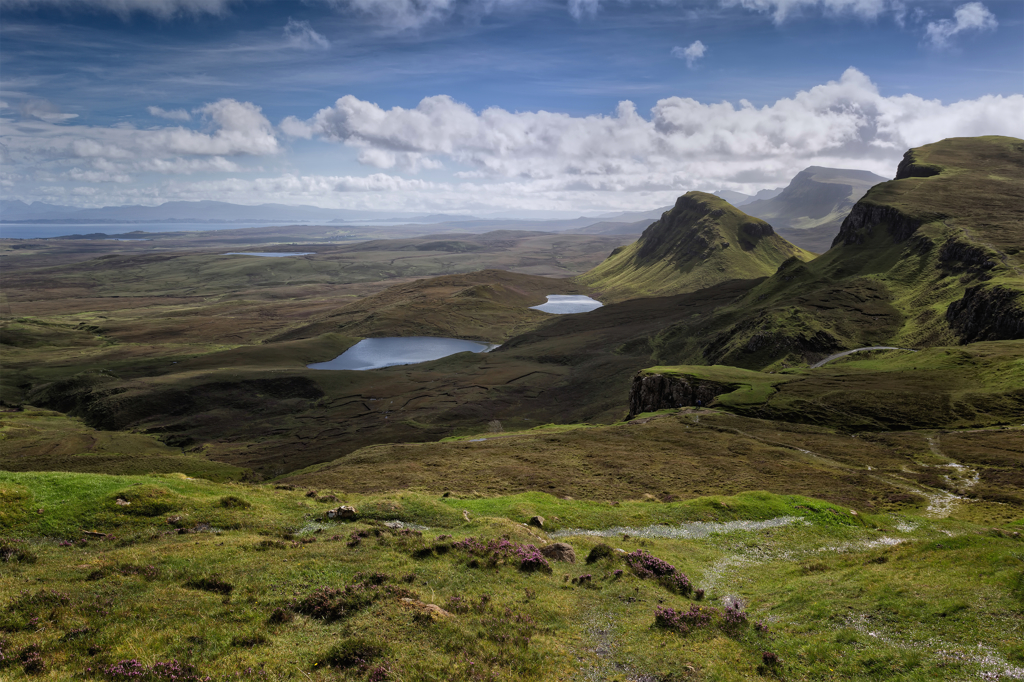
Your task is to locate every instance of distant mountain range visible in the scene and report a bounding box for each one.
[713,187,784,206]
[0,200,398,224]
[741,167,887,252]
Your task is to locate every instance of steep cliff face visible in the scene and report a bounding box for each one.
[946,285,1024,343]
[627,373,730,418]
[830,202,922,248]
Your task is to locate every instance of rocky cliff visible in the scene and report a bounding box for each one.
[627,373,730,418]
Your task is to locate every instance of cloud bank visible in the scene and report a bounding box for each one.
[286,68,1024,187]
[5,70,1023,211]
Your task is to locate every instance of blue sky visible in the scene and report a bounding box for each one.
[1,0,1022,215]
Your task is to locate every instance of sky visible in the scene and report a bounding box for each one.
[1,0,1022,216]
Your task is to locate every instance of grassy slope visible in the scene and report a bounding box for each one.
[650,136,1024,370]
[1,472,1021,681]
[578,192,812,302]
[0,408,246,481]
[642,340,1024,429]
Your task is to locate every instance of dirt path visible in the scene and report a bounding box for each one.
[810,346,915,368]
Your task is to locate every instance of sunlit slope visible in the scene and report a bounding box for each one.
[578,192,813,302]
[651,136,1024,369]
[742,166,887,252]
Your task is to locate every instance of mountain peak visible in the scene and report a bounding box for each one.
[578,191,811,301]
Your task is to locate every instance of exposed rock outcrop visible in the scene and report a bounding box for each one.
[540,543,576,563]
[831,203,923,248]
[946,285,1024,343]
[627,373,729,418]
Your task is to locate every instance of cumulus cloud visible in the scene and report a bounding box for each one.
[0,0,238,19]
[720,0,888,23]
[672,41,707,68]
[925,2,997,47]
[148,106,192,122]
[1,98,278,190]
[288,68,1024,192]
[284,19,331,50]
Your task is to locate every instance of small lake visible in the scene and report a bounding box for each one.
[530,295,603,314]
[223,252,315,257]
[308,337,497,371]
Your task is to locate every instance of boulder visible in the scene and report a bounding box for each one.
[400,598,453,621]
[337,505,357,520]
[540,542,576,564]
[528,515,545,529]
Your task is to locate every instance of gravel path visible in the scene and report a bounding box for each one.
[810,346,915,368]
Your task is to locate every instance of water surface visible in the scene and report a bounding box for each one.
[309,336,496,371]
[530,294,603,314]
[224,252,315,257]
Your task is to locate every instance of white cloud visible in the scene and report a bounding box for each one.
[925,2,997,47]
[672,40,707,68]
[148,106,192,122]
[1,98,278,189]
[283,19,331,50]
[20,99,78,123]
[67,167,133,183]
[720,0,888,23]
[291,68,1024,191]
[0,0,238,19]
[326,0,457,30]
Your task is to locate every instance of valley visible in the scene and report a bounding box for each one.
[1,136,1022,681]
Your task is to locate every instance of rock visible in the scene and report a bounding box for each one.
[540,542,576,563]
[400,598,453,621]
[115,499,130,506]
[528,516,545,529]
[336,505,357,520]
[462,509,471,522]
[627,373,729,419]
[945,284,1024,343]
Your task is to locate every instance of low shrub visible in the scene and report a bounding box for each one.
[317,637,384,669]
[585,543,615,564]
[0,538,37,564]
[231,633,269,648]
[219,495,251,509]
[93,658,211,681]
[184,576,233,595]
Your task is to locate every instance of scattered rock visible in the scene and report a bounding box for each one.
[325,505,357,521]
[400,598,453,621]
[115,499,130,506]
[540,542,576,563]
[528,515,545,529]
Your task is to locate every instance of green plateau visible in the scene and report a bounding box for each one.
[1,136,1022,681]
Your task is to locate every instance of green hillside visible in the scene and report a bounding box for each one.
[578,192,813,301]
[651,136,1024,369]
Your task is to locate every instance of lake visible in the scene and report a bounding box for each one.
[308,337,497,371]
[223,252,315,257]
[530,294,603,314]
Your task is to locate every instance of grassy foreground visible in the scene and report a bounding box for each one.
[2,471,1022,681]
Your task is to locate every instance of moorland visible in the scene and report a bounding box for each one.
[0,135,1022,681]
